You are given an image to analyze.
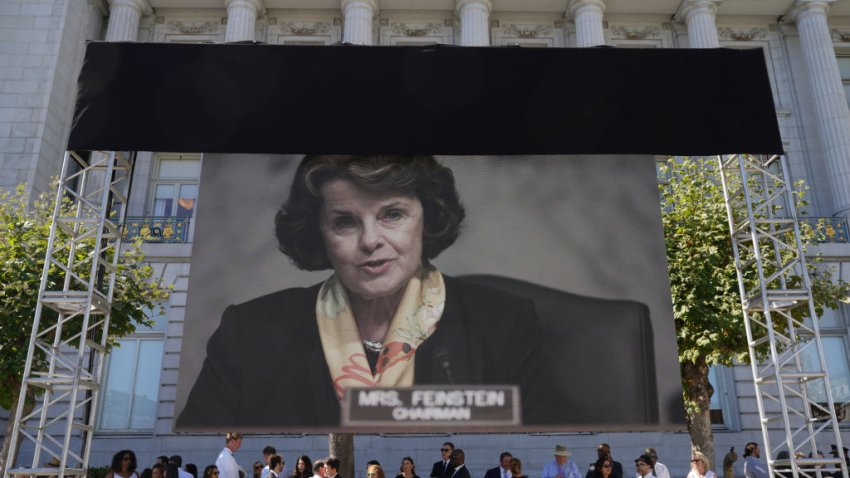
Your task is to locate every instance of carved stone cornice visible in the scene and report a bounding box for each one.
[389,22,444,37]
[717,27,768,41]
[165,20,220,35]
[278,21,332,36]
[501,23,553,39]
[609,25,660,40]
[831,29,850,42]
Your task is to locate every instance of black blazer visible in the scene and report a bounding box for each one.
[430,462,451,478]
[484,467,509,478]
[449,468,470,478]
[177,275,568,428]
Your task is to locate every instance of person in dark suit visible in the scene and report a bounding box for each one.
[177,155,569,429]
[431,443,455,478]
[324,459,341,478]
[447,451,470,478]
[484,453,513,478]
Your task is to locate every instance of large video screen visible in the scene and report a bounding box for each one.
[174,153,684,432]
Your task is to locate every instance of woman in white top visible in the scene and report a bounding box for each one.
[687,452,715,478]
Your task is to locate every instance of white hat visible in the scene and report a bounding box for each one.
[554,445,572,457]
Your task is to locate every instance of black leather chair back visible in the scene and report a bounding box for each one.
[459,274,659,424]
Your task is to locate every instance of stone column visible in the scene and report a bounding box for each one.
[675,0,722,48]
[224,0,263,42]
[105,0,151,41]
[789,0,850,216]
[568,0,606,47]
[456,0,491,46]
[341,0,377,45]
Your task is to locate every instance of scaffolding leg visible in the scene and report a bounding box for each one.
[717,153,848,478]
[3,151,133,478]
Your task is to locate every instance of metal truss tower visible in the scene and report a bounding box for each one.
[3,151,133,478]
[717,153,848,478]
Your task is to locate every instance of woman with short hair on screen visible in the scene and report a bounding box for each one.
[178,155,567,428]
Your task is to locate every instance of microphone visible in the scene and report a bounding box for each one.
[433,347,454,384]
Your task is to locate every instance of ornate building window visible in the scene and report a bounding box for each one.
[800,305,850,422]
[149,154,201,218]
[98,304,167,432]
[709,365,740,430]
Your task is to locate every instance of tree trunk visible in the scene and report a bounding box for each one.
[682,356,716,470]
[328,433,354,478]
[0,386,34,476]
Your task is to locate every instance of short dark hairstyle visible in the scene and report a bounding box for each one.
[325,458,341,473]
[313,461,325,473]
[158,457,170,465]
[499,453,512,462]
[450,450,465,465]
[111,450,138,474]
[270,455,284,470]
[264,446,277,456]
[744,442,759,458]
[275,155,465,271]
[367,461,381,467]
[185,464,199,478]
[170,456,183,467]
[443,442,455,450]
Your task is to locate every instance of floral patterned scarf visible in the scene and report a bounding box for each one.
[315,266,446,400]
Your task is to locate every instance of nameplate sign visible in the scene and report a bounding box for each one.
[341,385,520,427]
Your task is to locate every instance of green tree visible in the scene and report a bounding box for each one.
[0,183,170,473]
[659,158,849,469]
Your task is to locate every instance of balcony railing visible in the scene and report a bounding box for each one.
[799,217,850,244]
[122,216,190,243]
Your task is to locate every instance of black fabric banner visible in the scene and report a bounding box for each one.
[69,42,783,156]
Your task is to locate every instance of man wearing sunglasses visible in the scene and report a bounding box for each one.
[430,443,455,478]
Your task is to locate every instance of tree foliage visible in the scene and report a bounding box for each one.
[659,157,849,465]
[0,183,170,410]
